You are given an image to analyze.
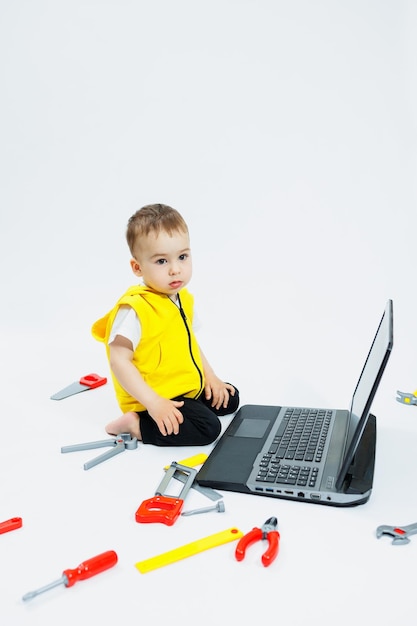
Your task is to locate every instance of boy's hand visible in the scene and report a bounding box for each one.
[147,397,184,436]
[204,375,235,410]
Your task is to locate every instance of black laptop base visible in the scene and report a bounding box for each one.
[196,408,376,508]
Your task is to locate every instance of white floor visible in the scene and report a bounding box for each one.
[1,1,417,624]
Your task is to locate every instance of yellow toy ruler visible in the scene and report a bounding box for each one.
[135,527,243,573]
[164,453,208,470]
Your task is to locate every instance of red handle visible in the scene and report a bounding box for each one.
[79,373,107,390]
[0,517,22,535]
[63,550,118,587]
[235,527,262,561]
[235,528,280,567]
[135,495,184,526]
[262,530,280,567]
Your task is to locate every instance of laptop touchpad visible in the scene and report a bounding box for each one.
[233,419,270,438]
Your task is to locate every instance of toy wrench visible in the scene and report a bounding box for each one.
[51,373,107,400]
[396,390,417,406]
[135,462,197,526]
[376,522,417,545]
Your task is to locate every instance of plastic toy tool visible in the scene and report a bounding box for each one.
[61,433,138,470]
[135,527,243,573]
[396,390,417,406]
[51,373,107,400]
[235,517,280,567]
[135,462,197,526]
[376,522,417,545]
[0,517,22,534]
[22,550,118,601]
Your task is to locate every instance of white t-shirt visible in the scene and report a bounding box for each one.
[109,305,142,349]
[109,299,200,350]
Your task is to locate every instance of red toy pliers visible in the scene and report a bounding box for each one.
[235,516,280,567]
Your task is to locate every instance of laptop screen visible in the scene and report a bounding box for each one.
[336,299,393,489]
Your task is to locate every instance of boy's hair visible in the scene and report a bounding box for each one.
[126,204,188,256]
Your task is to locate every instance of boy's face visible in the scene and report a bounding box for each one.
[130,229,192,297]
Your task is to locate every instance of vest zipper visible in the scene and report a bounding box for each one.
[176,294,204,398]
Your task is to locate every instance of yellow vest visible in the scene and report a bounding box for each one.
[91,285,204,412]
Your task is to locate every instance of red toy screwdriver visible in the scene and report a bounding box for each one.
[22,550,118,602]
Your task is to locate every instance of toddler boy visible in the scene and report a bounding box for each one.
[92,203,239,446]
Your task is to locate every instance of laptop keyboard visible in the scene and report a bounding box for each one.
[254,407,332,488]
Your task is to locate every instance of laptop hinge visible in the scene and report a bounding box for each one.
[339,413,376,495]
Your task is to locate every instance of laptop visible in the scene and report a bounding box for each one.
[197,300,393,507]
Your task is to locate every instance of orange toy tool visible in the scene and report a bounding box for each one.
[22,550,118,601]
[0,517,22,534]
[136,462,197,526]
[51,373,107,400]
[235,517,280,567]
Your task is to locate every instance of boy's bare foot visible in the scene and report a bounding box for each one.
[105,411,142,440]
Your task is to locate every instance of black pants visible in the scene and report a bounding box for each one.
[139,385,240,447]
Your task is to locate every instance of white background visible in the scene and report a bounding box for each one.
[1,1,417,624]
